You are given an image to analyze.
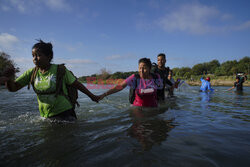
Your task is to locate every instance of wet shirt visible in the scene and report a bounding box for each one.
[151,66,173,100]
[16,64,76,118]
[151,66,172,86]
[125,74,162,107]
[234,78,245,91]
[200,78,214,92]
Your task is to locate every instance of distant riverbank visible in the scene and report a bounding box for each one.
[77,78,249,88]
[186,80,250,86]
[1,76,249,87]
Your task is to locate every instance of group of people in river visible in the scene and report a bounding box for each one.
[0,40,248,121]
[199,74,247,92]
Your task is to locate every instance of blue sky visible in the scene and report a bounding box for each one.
[0,0,250,77]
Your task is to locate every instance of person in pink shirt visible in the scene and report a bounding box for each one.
[98,58,163,107]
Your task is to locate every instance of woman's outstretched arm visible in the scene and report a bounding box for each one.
[99,80,127,101]
[71,80,100,102]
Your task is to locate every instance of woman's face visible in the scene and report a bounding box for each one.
[139,62,150,78]
[32,48,50,67]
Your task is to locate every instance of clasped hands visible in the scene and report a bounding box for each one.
[90,93,107,103]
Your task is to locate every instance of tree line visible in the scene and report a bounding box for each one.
[79,56,249,82]
[1,51,249,83]
[172,56,249,79]
[0,52,19,80]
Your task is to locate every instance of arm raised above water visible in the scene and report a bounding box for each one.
[0,76,23,92]
[71,80,100,103]
[99,80,127,101]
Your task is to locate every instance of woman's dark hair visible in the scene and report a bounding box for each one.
[138,58,152,69]
[32,39,53,62]
[157,53,166,59]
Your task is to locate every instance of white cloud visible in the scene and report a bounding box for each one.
[221,14,233,20]
[0,33,19,51]
[105,54,135,60]
[14,57,31,63]
[9,0,27,13]
[154,3,250,34]
[105,55,122,60]
[100,33,109,39]
[137,12,145,17]
[157,3,219,34]
[148,0,160,9]
[65,46,77,52]
[12,57,98,77]
[44,0,70,11]
[2,0,70,13]
[1,5,10,11]
[232,20,250,31]
[55,58,96,64]
[54,58,99,76]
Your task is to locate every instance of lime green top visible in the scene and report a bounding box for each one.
[16,64,76,118]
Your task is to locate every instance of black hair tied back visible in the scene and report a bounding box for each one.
[32,39,54,62]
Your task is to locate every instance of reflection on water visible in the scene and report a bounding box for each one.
[128,106,176,151]
[0,86,250,166]
[199,91,213,102]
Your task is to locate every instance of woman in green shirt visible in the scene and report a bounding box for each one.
[0,40,99,121]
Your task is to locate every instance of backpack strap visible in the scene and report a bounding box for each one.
[152,62,157,67]
[129,73,140,104]
[151,62,158,73]
[55,64,80,108]
[166,66,170,75]
[55,64,66,97]
[151,73,161,88]
[28,67,39,90]
[133,73,140,89]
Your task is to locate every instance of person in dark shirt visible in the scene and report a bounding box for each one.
[151,53,173,101]
[165,70,181,97]
[227,75,247,91]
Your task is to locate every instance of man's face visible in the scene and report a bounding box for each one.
[157,56,166,68]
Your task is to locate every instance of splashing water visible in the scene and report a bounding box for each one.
[176,80,196,93]
[0,85,250,167]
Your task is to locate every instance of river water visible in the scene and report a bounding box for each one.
[0,84,250,167]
